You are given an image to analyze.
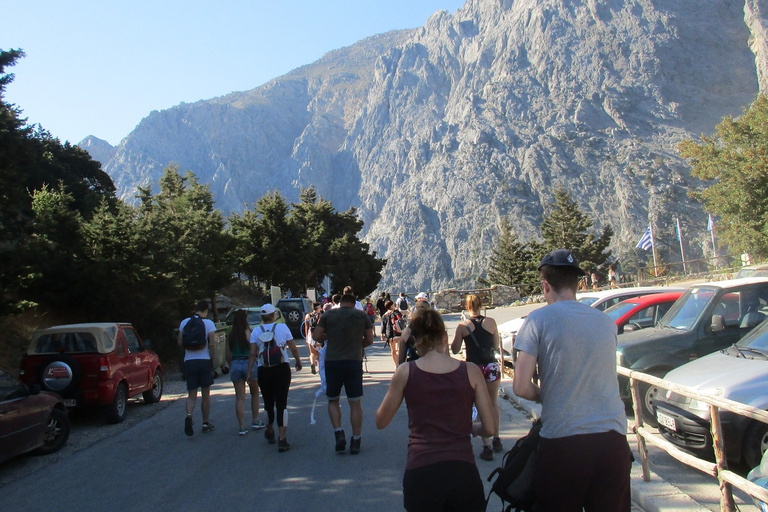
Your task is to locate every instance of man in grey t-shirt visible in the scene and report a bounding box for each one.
[513,249,631,512]
[313,293,373,455]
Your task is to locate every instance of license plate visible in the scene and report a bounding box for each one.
[63,399,76,408]
[657,411,676,431]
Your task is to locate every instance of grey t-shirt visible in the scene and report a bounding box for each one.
[317,306,372,361]
[514,300,627,439]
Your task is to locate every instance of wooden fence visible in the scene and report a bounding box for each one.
[619,367,768,511]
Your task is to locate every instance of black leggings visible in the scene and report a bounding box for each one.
[258,363,291,427]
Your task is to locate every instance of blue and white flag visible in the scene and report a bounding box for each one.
[636,226,653,251]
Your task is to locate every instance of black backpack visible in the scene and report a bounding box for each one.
[485,419,542,512]
[181,315,208,350]
[398,297,408,311]
[259,324,283,367]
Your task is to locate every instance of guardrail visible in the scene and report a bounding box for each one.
[619,366,768,511]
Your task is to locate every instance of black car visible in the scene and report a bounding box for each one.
[276,298,314,338]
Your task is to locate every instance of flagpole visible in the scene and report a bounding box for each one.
[649,223,659,276]
[676,217,688,273]
[709,214,718,267]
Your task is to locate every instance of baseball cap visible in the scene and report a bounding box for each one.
[538,249,586,275]
[415,292,428,300]
[261,303,276,315]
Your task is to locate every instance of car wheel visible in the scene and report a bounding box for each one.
[106,383,128,424]
[142,370,163,404]
[284,307,303,326]
[744,421,768,468]
[38,356,82,395]
[639,381,662,427]
[34,408,70,455]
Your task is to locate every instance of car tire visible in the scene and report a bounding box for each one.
[106,383,128,424]
[142,370,163,404]
[34,407,70,455]
[284,307,303,326]
[744,421,768,468]
[38,355,82,395]
[639,381,662,427]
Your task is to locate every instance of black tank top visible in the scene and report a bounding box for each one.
[463,316,495,365]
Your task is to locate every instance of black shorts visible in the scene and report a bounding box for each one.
[325,360,363,400]
[185,359,214,391]
[403,460,484,512]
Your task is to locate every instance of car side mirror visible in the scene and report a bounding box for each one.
[711,314,726,332]
[623,323,641,333]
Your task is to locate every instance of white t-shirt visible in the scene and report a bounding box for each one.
[179,316,217,361]
[249,322,293,367]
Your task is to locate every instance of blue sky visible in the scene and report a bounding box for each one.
[3,0,466,146]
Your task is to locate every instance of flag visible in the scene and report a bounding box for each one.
[707,214,713,232]
[636,226,653,251]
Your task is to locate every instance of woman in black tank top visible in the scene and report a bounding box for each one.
[450,294,504,461]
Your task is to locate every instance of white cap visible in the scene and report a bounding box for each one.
[261,303,276,315]
[416,292,428,300]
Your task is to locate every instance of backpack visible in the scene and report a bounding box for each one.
[398,297,409,311]
[181,315,208,350]
[259,324,283,367]
[365,302,375,315]
[485,419,542,512]
[392,312,406,335]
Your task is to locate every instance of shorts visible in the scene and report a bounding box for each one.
[477,362,501,382]
[230,358,257,382]
[184,359,214,391]
[325,360,364,400]
[403,460,484,512]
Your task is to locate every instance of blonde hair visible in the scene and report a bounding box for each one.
[409,309,446,356]
[465,294,482,312]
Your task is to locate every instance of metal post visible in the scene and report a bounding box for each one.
[676,217,688,273]
[710,405,736,512]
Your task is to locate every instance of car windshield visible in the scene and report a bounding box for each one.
[659,287,717,331]
[604,301,640,321]
[578,297,598,307]
[737,320,768,352]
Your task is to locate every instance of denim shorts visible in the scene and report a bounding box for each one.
[230,358,257,382]
[325,360,364,400]
[185,359,214,391]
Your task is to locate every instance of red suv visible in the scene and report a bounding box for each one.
[19,323,163,423]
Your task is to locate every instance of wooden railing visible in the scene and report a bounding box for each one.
[619,367,768,511]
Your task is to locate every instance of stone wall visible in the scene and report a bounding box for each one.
[433,285,521,313]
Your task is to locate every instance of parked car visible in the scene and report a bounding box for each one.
[738,263,768,279]
[655,318,768,467]
[19,323,163,424]
[0,366,70,464]
[276,298,314,338]
[603,291,684,334]
[616,278,768,425]
[576,286,684,311]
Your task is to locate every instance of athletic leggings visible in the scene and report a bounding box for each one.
[257,363,292,427]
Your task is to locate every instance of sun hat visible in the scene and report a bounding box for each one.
[415,292,428,300]
[538,249,586,275]
[261,303,276,315]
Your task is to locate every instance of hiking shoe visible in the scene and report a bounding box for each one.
[184,415,193,437]
[251,420,266,430]
[479,446,494,461]
[202,422,215,433]
[335,430,346,452]
[350,437,361,455]
[238,427,249,436]
[278,438,291,452]
[265,427,276,444]
[492,437,503,452]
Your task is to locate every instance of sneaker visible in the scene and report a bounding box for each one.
[479,446,494,461]
[251,420,266,430]
[202,422,215,433]
[350,437,361,455]
[278,438,291,452]
[265,427,276,444]
[238,428,249,436]
[492,437,503,452]
[184,415,193,437]
[334,430,346,452]
[311,363,317,375]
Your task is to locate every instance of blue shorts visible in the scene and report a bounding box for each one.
[230,358,257,382]
[184,359,214,391]
[325,360,364,401]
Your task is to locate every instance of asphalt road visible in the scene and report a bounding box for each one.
[0,316,535,512]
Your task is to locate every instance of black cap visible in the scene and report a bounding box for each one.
[538,249,586,275]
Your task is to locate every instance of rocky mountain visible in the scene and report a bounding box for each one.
[78,135,116,169]
[84,0,764,292]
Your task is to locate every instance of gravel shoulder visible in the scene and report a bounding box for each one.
[0,371,188,487]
